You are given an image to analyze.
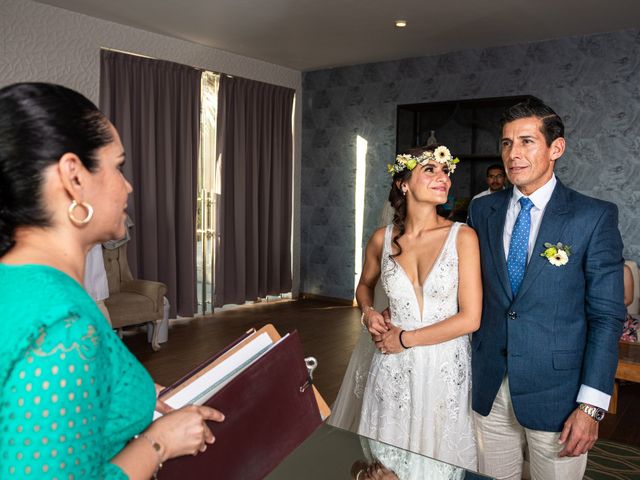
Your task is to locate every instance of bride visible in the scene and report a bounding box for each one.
[353,146,481,469]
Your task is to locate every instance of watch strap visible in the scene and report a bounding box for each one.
[578,402,605,422]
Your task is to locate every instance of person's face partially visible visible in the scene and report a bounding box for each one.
[486,168,505,192]
[86,123,133,241]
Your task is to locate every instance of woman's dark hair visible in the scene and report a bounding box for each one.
[388,146,437,258]
[0,82,113,256]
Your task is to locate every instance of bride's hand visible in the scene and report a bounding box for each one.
[381,308,391,325]
[374,324,403,354]
[363,309,388,336]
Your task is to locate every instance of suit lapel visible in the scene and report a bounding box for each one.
[516,181,571,300]
[487,191,512,299]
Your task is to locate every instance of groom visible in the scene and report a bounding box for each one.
[467,98,625,479]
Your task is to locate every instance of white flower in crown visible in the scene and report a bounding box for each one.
[387,145,460,176]
[540,242,571,266]
[423,146,459,174]
[433,146,452,163]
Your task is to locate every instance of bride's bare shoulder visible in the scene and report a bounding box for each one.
[369,226,387,246]
[456,224,479,247]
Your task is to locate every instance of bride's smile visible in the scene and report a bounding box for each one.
[405,161,450,203]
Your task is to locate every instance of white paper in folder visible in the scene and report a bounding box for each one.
[153,332,286,419]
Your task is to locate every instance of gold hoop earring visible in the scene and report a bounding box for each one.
[68,200,94,225]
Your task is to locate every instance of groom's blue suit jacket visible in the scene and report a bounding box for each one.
[468,180,625,432]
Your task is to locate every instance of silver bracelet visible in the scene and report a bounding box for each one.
[134,433,164,478]
[360,305,374,328]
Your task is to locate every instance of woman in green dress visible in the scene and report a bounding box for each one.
[0,82,224,479]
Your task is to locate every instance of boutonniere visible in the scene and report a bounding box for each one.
[540,242,572,266]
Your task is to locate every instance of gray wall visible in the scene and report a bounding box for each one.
[301,28,640,300]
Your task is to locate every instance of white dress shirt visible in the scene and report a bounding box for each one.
[472,188,493,201]
[84,244,109,302]
[502,174,610,410]
[472,187,505,202]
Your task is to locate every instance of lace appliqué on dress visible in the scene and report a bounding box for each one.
[373,357,412,412]
[354,361,368,400]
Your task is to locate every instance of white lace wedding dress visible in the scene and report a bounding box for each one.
[357,222,477,470]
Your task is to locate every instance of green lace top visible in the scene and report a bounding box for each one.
[0,264,156,479]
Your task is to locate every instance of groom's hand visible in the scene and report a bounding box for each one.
[558,408,598,457]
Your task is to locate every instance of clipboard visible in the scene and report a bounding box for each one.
[157,325,330,479]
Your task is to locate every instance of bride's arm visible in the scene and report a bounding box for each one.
[379,226,482,351]
[356,228,388,336]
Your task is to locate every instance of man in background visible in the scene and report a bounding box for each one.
[472,163,507,201]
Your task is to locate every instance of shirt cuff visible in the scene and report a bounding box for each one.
[576,384,611,410]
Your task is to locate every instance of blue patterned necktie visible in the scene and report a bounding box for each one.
[507,197,534,296]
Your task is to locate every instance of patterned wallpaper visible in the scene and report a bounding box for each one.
[301,28,640,300]
[0,0,303,295]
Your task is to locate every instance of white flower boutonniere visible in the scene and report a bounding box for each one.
[540,242,572,266]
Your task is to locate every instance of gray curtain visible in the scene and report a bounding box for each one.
[215,75,294,307]
[100,49,201,317]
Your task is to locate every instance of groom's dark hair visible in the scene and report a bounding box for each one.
[501,97,564,147]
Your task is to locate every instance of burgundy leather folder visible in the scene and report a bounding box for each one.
[158,329,323,480]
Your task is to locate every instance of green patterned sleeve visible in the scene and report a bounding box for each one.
[0,315,128,479]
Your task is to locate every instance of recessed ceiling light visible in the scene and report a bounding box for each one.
[395,20,407,28]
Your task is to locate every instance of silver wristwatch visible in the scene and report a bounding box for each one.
[578,403,606,422]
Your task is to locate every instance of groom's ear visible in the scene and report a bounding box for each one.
[550,137,565,162]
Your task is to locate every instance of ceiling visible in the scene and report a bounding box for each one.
[35,0,640,71]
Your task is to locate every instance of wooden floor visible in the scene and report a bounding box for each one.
[123,298,640,447]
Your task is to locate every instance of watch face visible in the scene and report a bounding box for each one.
[595,409,605,421]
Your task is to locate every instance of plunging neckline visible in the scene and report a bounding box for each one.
[390,223,457,319]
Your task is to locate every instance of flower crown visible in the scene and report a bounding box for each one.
[387,146,460,176]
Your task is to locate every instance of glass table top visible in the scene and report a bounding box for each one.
[267,424,494,480]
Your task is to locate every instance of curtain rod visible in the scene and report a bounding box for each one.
[100,47,234,77]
